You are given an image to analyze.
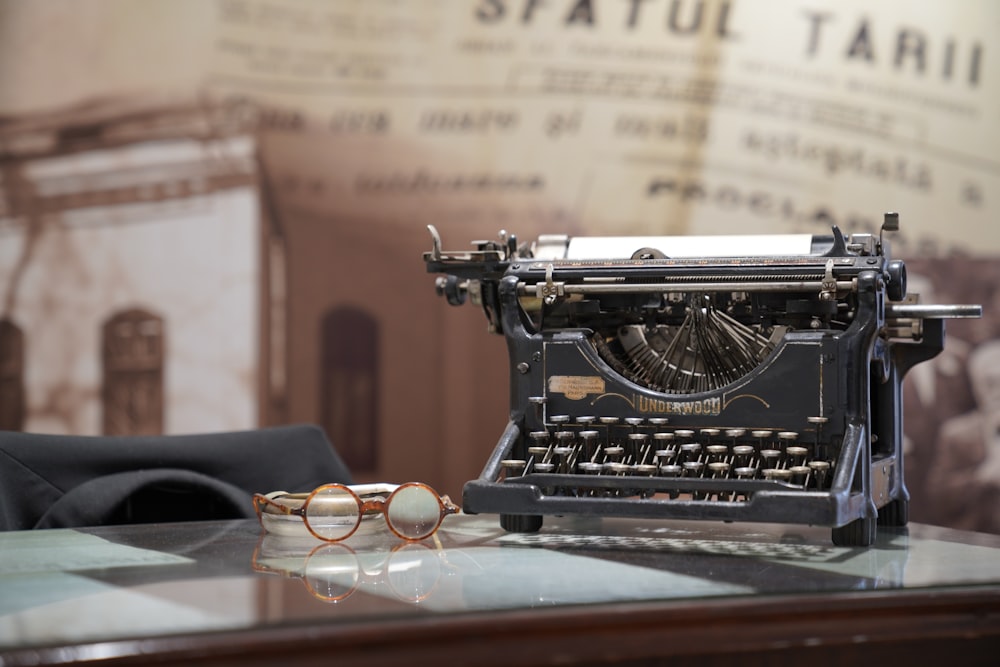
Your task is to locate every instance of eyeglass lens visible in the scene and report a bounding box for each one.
[304,486,362,541]
[385,484,444,540]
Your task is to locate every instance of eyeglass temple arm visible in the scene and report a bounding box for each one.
[254,493,299,517]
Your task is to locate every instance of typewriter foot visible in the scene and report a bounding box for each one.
[500,513,543,533]
[877,498,909,527]
[831,516,876,547]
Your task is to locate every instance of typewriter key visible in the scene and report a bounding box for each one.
[659,463,682,477]
[580,430,600,460]
[789,465,812,487]
[707,461,730,476]
[501,459,527,478]
[603,445,625,461]
[529,431,550,445]
[706,444,729,462]
[678,442,702,463]
[808,460,831,489]
[760,448,782,468]
[732,445,755,467]
[682,461,705,476]
[763,468,793,482]
[786,445,809,466]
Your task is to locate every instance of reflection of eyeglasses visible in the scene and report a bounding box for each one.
[253,482,459,542]
[252,542,442,602]
[252,539,445,603]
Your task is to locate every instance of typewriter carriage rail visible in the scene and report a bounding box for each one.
[424,217,981,546]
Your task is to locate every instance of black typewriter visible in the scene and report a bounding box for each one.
[423,214,981,546]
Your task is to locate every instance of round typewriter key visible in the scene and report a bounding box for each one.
[599,417,620,425]
[385,483,448,541]
[786,446,809,465]
[760,449,781,466]
[808,460,831,488]
[654,448,677,463]
[577,461,602,474]
[725,428,746,439]
[576,415,596,425]
[734,466,757,479]
[708,461,731,476]
[679,443,702,462]
[532,462,556,473]
[304,485,363,541]
[700,428,721,438]
[778,431,799,441]
[529,431,549,444]
[763,468,793,482]
[732,445,755,463]
[603,445,625,459]
[653,432,675,442]
[501,459,527,477]
[706,444,728,460]
[674,429,695,440]
[625,417,645,427]
[648,417,669,426]
[550,415,571,425]
[633,464,658,476]
[527,446,549,458]
[789,465,811,486]
[603,462,630,475]
[682,461,704,476]
[659,463,682,477]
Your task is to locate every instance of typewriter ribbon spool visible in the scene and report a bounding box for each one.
[423,214,981,546]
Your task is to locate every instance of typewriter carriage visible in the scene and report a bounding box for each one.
[424,216,981,546]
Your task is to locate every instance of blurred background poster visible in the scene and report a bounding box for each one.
[1,0,998,530]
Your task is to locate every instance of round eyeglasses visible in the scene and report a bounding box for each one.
[253,482,459,542]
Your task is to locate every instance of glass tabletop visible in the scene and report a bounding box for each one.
[2,514,1000,659]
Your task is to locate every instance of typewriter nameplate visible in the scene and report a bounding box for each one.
[549,375,606,400]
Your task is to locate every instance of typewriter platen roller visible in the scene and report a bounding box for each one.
[424,214,982,546]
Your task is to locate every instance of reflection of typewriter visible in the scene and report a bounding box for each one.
[424,215,981,546]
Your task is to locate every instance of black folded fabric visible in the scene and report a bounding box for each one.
[0,424,352,530]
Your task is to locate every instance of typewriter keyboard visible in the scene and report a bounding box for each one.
[501,416,836,500]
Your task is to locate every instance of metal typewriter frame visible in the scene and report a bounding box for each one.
[424,216,981,546]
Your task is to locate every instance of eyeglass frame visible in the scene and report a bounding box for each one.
[253,481,459,542]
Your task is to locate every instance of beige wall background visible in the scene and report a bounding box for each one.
[1,0,998,530]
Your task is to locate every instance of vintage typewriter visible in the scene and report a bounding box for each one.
[423,214,981,546]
